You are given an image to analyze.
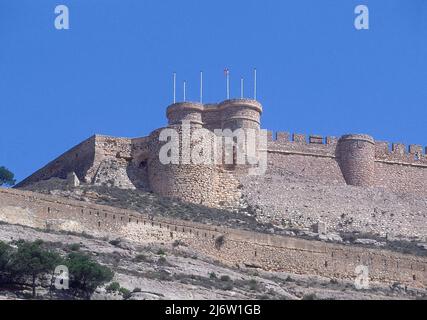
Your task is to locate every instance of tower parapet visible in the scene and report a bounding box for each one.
[166,102,204,127]
[202,104,221,131]
[218,99,262,131]
[337,134,375,187]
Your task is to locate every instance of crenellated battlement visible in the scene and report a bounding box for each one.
[267,131,338,145]
[166,99,262,132]
[375,141,427,166]
[15,99,427,206]
[266,131,340,160]
[266,130,427,164]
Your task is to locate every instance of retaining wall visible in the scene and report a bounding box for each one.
[0,188,425,288]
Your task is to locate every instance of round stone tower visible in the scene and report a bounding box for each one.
[166,102,204,127]
[147,102,219,207]
[218,99,262,131]
[216,99,263,171]
[337,134,375,187]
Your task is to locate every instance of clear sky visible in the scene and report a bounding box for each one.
[1,0,426,182]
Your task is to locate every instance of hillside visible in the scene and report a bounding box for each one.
[19,177,427,257]
[0,222,425,300]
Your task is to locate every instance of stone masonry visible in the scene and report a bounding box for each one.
[15,99,427,209]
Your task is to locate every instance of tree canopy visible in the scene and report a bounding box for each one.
[66,252,114,299]
[0,166,16,186]
[0,240,114,299]
[10,240,62,297]
[0,241,13,283]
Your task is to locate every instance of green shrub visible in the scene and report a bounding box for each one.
[157,249,165,256]
[109,239,121,247]
[119,287,132,300]
[0,241,13,283]
[143,270,172,281]
[65,252,114,299]
[302,293,317,300]
[0,241,13,270]
[220,275,231,282]
[209,272,217,279]
[106,282,121,293]
[222,282,234,291]
[68,243,81,251]
[1,240,114,299]
[248,279,259,291]
[0,166,16,186]
[134,254,148,262]
[133,287,142,293]
[157,256,167,265]
[10,240,63,297]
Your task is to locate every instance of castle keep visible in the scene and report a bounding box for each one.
[16,98,427,207]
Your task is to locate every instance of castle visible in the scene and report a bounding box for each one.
[5,98,427,289]
[16,98,427,208]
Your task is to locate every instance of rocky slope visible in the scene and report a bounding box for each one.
[4,176,425,299]
[240,166,427,242]
[19,178,427,257]
[0,222,425,300]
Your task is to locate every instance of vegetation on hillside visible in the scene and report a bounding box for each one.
[0,166,15,187]
[0,240,113,299]
[66,251,114,299]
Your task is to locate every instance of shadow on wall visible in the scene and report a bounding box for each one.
[126,160,149,191]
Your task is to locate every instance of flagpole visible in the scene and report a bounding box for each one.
[254,68,257,100]
[200,71,203,103]
[226,69,230,99]
[241,77,244,99]
[173,72,176,104]
[183,80,186,102]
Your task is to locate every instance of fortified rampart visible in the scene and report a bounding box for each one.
[0,188,426,288]
[16,99,427,208]
[266,130,427,195]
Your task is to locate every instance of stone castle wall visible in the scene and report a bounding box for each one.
[15,136,97,186]
[0,188,426,288]
[16,99,427,207]
[266,130,427,194]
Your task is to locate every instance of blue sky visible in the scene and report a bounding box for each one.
[1,0,427,182]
